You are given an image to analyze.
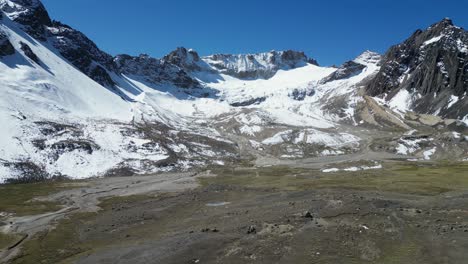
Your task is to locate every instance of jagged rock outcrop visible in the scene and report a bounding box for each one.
[0,0,51,39]
[0,29,15,57]
[321,51,381,84]
[47,21,116,86]
[19,41,39,63]
[163,47,204,71]
[114,54,199,88]
[366,18,468,119]
[322,61,366,84]
[202,50,317,79]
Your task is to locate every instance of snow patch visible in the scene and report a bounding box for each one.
[457,39,468,53]
[447,95,459,108]
[423,148,436,160]
[322,163,383,173]
[396,137,430,155]
[239,125,262,136]
[422,35,444,47]
[388,89,414,117]
[262,129,360,148]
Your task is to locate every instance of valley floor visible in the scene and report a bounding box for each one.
[1,160,468,264]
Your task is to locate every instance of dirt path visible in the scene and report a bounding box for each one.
[0,171,206,263]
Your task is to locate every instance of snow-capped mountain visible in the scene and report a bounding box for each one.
[0,0,467,183]
[367,18,468,120]
[201,50,318,79]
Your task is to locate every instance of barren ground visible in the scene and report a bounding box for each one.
[1,161,468,264]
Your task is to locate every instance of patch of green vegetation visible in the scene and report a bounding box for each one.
[201,162,468,195]
[377,228,425,264]
[0,232,19,250]
[10,194,162,264]
[98,194,158,210]
[0,181,79,216]
[10,212,97,264]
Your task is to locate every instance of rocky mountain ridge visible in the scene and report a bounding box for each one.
[1,0,319,89]
[367,18,467,119]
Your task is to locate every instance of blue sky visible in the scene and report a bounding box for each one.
[41,0,468,66]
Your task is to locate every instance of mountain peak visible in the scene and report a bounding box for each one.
[0,0,51,39]
[0,0,46,18]
[353,50,381,65]
[163,47,202,71]
[436,17,454,27]
[164,47,200,61]
[427,17,457,33]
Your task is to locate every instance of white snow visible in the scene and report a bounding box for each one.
[0,21,132,121]
[322,164,383,173]
[262,129,360,148]
[462,115,468,126]
[422,35,444,47]
[239,125,262,136]
[353,51,381,66]
[447,95,459,108]
[322,168,340,173]
[194,64,339,128]
[396,144,409,155]
[343,167,360,172]
[452,132,461,139]
[206,202,230,207]
[320,149,344,156]
[456,39,468,53]
[396,137,430,155]
[423,148,436,160]
[0,13,385,182]
[262,130,293,145]
[388,89,413,117]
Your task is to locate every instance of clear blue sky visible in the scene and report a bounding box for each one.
[41,0,468,66]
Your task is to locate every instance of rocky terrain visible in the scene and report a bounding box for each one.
[2,162,468,264]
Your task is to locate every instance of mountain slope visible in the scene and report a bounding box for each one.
[367,18,468,120]
[0,0,467,183]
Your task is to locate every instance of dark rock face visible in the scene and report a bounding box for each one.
[289,88,315,101]
[0,30,15,57]
[163,47,203,71]
[114,54,199,88]
[230,97,266,107]
[48,21,116,86]
[50,140,99,156]
[366,18,468,118]
[0,0,52,40]
[280,50,318,66]
[321,61,366,84]
[2,160,49,184]
[19,41,39,63]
